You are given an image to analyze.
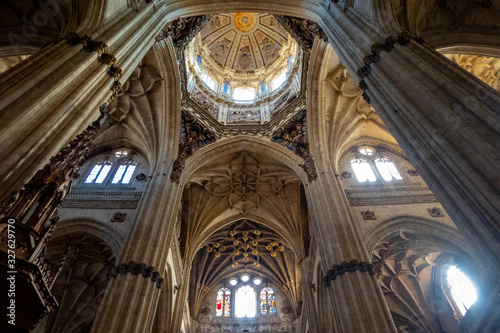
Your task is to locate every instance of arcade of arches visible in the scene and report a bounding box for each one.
[0,1,499,333]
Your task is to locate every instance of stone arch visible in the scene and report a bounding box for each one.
[52,217,124,257]
[40,221,118,333]
[364,214,469,255]
[180,135,306,185]
[365,215,480,333]
[371,0,500,56]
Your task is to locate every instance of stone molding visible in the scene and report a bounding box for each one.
[324,259,375,287]
[110,261,164,289]
[345,187,438,206]
[61,191,142,209]
[356,32,425,103]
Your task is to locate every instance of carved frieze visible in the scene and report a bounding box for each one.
[274,16,328,50]
[170,110,217,182]
[271,109,317,181]
[157,16,212,49]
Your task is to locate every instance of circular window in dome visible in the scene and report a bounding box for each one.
[253,277,262,285]
[229,277,238,286]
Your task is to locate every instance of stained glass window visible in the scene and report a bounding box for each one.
[260,287,276,315]
[85,161,113,184]
[216,288,231,317]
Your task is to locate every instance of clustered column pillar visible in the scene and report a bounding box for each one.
[91,170,183,333]
[319,2,500,332]
[305,165,397,332]
[0,1,167,201]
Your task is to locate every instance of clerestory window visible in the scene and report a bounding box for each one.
[350,147,403,183]
[85,161,113,184]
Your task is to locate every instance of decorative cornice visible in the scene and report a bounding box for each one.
[345,187,438,206]
[110,261,164,289]
[274,16,328,50]
[324,259,375,287]
[357,32,425,103]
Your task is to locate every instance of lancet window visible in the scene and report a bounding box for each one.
[350,147,402,183]
[83,149,139,186]
[216,288,231,317]
[235,285,257,318]
[85,161,113,184]
[260,287,276,315]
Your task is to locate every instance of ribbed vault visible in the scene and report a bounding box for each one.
[190,219,301,318]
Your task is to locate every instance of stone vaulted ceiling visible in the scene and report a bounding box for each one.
[200,13,289,72]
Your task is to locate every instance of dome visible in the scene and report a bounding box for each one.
[200,13,290,73]
[184,13,302,125]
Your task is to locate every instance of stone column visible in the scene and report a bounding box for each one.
[0,1,167,201]
[319,1,500,283]
[91,171,183,333]
[318,3,500,331]
[298,257,320,333]
[304,167,397,332]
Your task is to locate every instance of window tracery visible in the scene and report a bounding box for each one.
[235,285,257,318]
[85,160,113,184]
[350,147,403,183]
[83,150,139,186]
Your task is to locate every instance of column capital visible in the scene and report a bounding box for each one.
[110,261,164,289]
[323,259,375,287]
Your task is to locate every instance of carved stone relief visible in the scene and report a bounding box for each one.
[171,110,217,182]
[271,109,317,181]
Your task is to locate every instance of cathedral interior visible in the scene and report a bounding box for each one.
[0,1,499,333]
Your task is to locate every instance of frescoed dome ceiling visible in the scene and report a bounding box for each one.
[200,13,289,72]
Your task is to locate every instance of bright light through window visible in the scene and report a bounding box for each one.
[233,87,256,101]
[375,158,403,181]
[447,266,477,316]
[235,285,256,318]
[112,165,127,184]
[229,278,238,286]
[111,164,137,184]
[271,71,287,91]
[351,159,377,182]
[122,165,136,184]
[359,147,373,156]
[85,165,102,183]
[95,164,112,184]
